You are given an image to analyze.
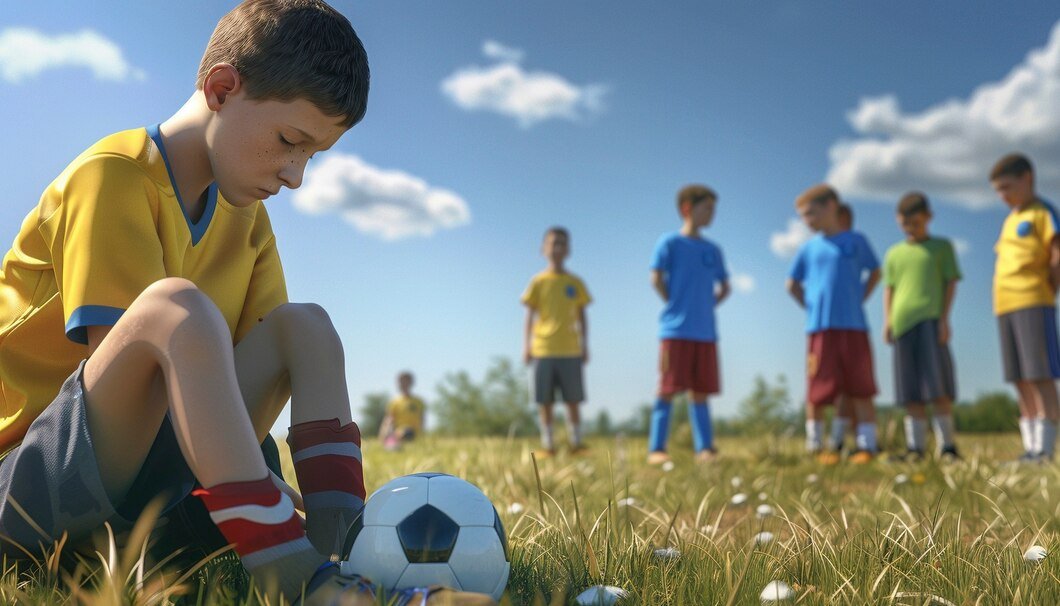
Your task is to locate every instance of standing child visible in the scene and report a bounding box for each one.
[883,193,961,460]
[831,203,858,452]
[522,227,592,457]
[648,185,730,465]
[379,371,426,449]
[990,154,1060,462]
[786,185,881,464]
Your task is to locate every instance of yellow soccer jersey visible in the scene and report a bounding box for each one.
[994,199,1059,315]
[0,126,287,453]
[387,394,425,435]
[521,270,591,358]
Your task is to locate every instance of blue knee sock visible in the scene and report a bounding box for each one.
[649,398,672,452]
[690,400,714,452]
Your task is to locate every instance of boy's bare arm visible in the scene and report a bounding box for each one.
[650,270,668,301]
[1050,235,1060,294]
[523,306,535,365]
[579,307,589,364]
[785,278,804,308]
[882,286,894,344]
[715,280,731,305]
[863,268,881,301]
[939,279,958,344]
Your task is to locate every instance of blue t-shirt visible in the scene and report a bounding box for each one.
[789,230,880,333]
[650,233,729,342]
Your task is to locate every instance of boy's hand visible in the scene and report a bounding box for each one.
[523,347,533,366]
[938,320,951,344]
[883,324,893,345]
[582,347,590,365]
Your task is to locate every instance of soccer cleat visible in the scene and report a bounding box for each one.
[848,450,875,465]
[534,448,557,460]
[938,446,962,461]
[569,444,591,457]
[299,562,375,606]
[815,450,841,466]
[695,449,718,464]
[646,451,672,465]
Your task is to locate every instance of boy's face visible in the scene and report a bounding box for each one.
[682,198,716,229]
[897,211,930,240]
[991,172,1035,209]
[207,86,348,206]
[398,375,413,393]
[543,232,570,264]
[797,199,836,232]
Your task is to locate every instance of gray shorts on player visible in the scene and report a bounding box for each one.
[0,361,196,559]
[998,306,1060,382]
[893,319,956,405]
[532,357,585,405]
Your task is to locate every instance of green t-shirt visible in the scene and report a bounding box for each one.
[884,237,962,338]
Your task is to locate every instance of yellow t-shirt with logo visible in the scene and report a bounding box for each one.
[0,126,287,454]
[994,199,1059,315]
[521,270,591,358]
[387,394,425,434]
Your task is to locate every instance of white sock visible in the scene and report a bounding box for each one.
[570,422,582,447]
[903,417,927,453]
[541,422,554,450]
[1035,418,1057,458]
[1020,417,1034,453]
[806,420,824,452]
[856,423,878,453]
[931,414,956,451]
[830,417,850,451]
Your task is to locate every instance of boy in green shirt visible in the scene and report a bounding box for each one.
[882,193,961,459]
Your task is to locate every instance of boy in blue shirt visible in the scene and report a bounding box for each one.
[787,185,881,464]
[648,185,730,465]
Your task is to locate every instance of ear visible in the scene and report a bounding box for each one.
[202,64,242,111]
[679,201,692,218]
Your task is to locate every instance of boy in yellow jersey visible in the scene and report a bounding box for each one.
[521,227,592,457]
[380,371,426,449]
[0,1,491,604]
[991,154,1060,463]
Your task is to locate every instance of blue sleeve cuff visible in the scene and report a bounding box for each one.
[66,305,126,345]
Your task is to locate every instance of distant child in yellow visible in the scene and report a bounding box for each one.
[990,153,1060,462]
[380,371,426,448]
[521,227,591,456]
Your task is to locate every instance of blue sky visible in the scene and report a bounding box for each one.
[2,2,1060,435]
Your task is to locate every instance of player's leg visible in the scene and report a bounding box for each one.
[903,403,928,458]
[82,278,319,600]
[538,403,556,455]
[831,395,852,452]
[649,340,682,464]
[530,358,557,455]
[229,302,366,558]
[930,326,959,458]
[805,332,837,455]
[554,357,586,451]
[1000,311,1036,457]
[689,341,718,460]
[895,322,928,458]
[564,401,584,452]
[1030,380,1058,460]
[845,330,879,461]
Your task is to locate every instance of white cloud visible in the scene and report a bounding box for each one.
[0,27,144,83]
[826,20,1060,210]
[952,237,971,257]
[770,218,813,258]
[293,154,471,240]
[730,272,756,294]
[482,40,524,64]
[441,41,606,127]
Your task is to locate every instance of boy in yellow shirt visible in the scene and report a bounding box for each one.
[380,371,426,449]
[522,227,592,457]
[0,1,491,604]
[991,154,1060,462]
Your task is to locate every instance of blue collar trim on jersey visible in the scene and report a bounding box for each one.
[146,123,217,246]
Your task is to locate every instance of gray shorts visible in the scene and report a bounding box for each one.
[893,319,956,405]
[0,361,195,559]
[532,357,585,404]
[998,306,1060,382]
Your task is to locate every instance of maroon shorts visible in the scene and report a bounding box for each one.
[806,330,877,406]
[659,339,720,396]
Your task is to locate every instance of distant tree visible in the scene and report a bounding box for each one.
[954,392,1020,433]
[361,392,390,436]
[738,375,795,435]
[433,357,537,436]
[594,409,613,436]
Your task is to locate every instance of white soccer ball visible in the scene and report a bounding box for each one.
[575,585,628,605]
[342,473,510,601]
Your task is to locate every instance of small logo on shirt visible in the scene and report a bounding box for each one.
[565,285,577,298]
[1017,221,1033,237]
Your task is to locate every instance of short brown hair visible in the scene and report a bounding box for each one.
[837,203,853,226]
[197,0,370,127]
[795,184,839,209]
[397,371,414,385]
[543,226,570,242]
[897,191,931,217]
[676,184,717,212]
[990,153,1034,181]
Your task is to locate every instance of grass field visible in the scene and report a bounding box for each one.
[5,433,1060,605]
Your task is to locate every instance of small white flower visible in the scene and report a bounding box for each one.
[654,547,680,560]
[701,524,715,533]
[806,473,819,484]
[731,493,748,506]
[895,474,909,485]
[753,531,775,545]
[758,492,768,501]
[575,585,628,606]
[507,503,525,515]
[662,460,675,472]
[617,497,637,507]
[731,476,743,488]
[756,504,775,518]
[760,580,794,602]
[1024,545,1047,562]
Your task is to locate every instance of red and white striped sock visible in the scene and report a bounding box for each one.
[193,477,320,599]
[288,418,366,557]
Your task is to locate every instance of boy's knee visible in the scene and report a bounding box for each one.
[267,302,338,342]
[137,278,225,333]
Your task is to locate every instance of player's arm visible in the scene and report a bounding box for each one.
[939,279,958,344]
[578,306,589,364]
[863,268,881,301]
[882,286,894,344]
[522,306,535,365]
[785,278,804,308]
[715,279,731,305]
[650,270,668,301]
[1050,234,1060,295]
